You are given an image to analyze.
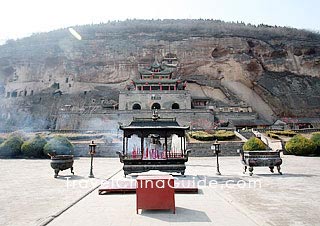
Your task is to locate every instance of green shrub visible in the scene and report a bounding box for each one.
[268,130,297,137]
[266,132,280,139]
[189,130,235,141]
[285,135,316,156]
[0,135,23,157]
[43,135,74,156]
[243,137,267,151]
[189,131,215,141]
[0,137,5,145]
[21,135,47,158]
[310,132,320,155]
[10,131,28,141]
[213,130,236,140]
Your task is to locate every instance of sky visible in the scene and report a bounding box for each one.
[1,0,319,44]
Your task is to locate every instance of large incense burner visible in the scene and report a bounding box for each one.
[49,154,74,178]
[239,149,282,176]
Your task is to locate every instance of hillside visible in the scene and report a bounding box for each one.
[0,19,319,129]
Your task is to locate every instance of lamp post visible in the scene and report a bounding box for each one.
[88,140,97,178]
[211,140,221,175]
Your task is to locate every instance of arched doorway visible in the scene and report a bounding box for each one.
[132,103,141,110]
[151,103,161,110]
[172,103,180,109]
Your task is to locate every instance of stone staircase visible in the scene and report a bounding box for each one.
[252,130,283,151]
[236,130,255,140]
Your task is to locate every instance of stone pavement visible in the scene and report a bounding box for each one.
[1,155,320,226]
[0,158,122,226]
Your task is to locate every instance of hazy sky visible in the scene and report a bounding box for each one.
[1,0,319,43]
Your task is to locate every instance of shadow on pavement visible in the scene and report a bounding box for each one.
[187,164,215,168]
[142,207,211,222]
[55,175,86,180]
[253,173,318,178]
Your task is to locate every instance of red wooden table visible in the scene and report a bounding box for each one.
[136,175,175,214]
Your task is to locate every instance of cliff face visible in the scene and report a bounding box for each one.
[0,19,319,125]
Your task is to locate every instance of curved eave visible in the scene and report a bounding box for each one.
[120,126,190,130]
[133,79,178,84]
[138,71,173,75]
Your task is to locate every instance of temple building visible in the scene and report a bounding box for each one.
[118,60,191,110]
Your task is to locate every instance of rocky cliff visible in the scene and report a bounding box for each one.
[0,19,319,129]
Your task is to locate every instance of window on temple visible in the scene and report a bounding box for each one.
[162,86,169,90]
[151,86,160,91]
[151,103,161,110]
[172,103,180,109]
[132,103,141,110]
[143,86,150,90]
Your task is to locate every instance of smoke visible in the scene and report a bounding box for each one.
[0,105,53,131]
[127,134,141,154]
[84,117,119,131]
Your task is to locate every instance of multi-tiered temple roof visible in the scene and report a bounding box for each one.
[138,60,175,79]
[119,55,191,110]
[129,60,185,91]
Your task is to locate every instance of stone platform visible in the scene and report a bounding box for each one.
[98,179,198,195]
[1,156,320,226]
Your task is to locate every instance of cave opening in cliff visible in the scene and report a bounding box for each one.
[11,91,17,98]
[211,48,219,58]
[247,40,255,48]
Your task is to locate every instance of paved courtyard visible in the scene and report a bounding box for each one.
[1,155,320,226]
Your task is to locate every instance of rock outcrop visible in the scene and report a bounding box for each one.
[0,19,319,129]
